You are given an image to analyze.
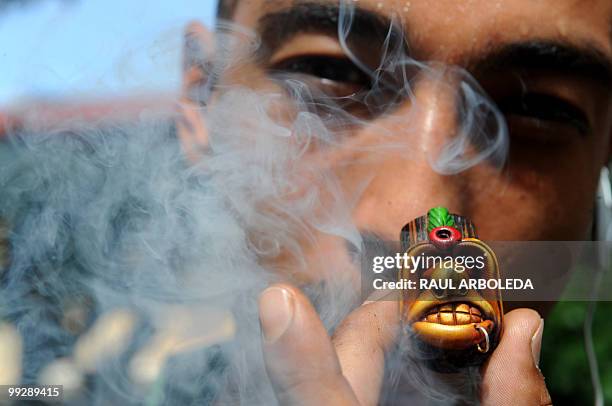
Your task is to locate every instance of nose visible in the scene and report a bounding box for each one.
[429,264,470,299]
[352,73,477,238]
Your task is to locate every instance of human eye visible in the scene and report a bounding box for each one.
[480,69,599,147]
[268,52,385,122]
[497,92,590,139]
[269,51,409,121]
[269,54,373,99]
[264,30,405,120]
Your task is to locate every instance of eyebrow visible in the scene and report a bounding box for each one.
[256,2,401,58]
[256,2,612,89]
[470,41,612,87]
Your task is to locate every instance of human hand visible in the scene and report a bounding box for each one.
[258,284,551,405]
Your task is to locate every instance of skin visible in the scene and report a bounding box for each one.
[179,0,612,404]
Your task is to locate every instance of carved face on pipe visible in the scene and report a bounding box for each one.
[399,207,503,371]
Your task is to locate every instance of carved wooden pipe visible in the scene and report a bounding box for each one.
[399,207,503,371]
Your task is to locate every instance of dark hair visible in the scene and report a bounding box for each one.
[217,0,238,19]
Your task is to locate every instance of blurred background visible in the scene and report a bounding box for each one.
[0,0,215,133]
[542,302,612,405]
[0,0,214,103]
[0,1,610,405]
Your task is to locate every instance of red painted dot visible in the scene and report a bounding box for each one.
[429,226,462,250]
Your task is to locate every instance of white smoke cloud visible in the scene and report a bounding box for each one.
[0,3,508,404]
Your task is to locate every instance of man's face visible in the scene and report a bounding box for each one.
[206,0,612,289]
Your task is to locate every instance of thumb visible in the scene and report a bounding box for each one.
[481,309,552,405]
[258,284,359,406]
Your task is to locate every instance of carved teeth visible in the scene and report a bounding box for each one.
[439,304,453,312]
[456,312,471,324]
[456,303,470,313]
[420,303,484,325]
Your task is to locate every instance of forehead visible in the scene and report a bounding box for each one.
[231,0,612,63]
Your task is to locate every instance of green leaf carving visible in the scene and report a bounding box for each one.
[427,207,455,232]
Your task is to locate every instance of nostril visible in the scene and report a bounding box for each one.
[429,226,462,250]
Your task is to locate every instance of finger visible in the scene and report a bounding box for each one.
[259,284,359,406]
[481,308,551,405]
[331,294,400,406]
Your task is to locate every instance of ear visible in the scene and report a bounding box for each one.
[182,21,215,103]
[177,21,214,163]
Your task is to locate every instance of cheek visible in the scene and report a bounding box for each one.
[475,147,600,240]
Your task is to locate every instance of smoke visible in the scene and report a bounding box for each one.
[0,2,508,405]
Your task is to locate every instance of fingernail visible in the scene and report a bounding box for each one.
[259,287,294,343]
[531,318,544,367]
